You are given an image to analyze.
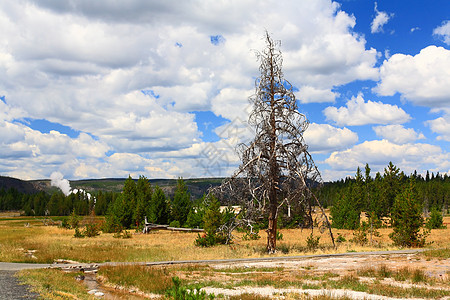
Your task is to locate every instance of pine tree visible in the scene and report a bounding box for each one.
[353,166,365,211]
[330,186,361,230]
[135,176,152,227]
[151,185,169,224]
[203,195,222,235]
[389,177,426,247]
[121,175,137,227]
[170,178,191,226]
[381,162,403,216]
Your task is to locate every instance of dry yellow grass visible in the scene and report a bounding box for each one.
[1,215,449,263]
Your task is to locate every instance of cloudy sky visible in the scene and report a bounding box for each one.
[0,0,449,181]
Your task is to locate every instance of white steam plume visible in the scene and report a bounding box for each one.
[50,171,72,196]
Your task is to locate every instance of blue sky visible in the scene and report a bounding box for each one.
[0,0,449,181]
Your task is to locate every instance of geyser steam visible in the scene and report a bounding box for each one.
[50,171,72,196]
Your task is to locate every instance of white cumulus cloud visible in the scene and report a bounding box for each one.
[371,2,393,33]
[298,86,338,103]
[433,20,450,45]
[426,115,450,141]
[304,123,358,153]
[375,46,450,108]
[325,140,448,177]
[323,93,411,126]
[373,125,425,144]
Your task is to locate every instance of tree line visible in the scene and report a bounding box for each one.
[319,162,448,246]
[1,163,447,245]
[0,186,116,217]
[0,175,224,234]
[320,163,448,214]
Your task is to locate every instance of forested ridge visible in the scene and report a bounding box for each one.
[0,162,448,233]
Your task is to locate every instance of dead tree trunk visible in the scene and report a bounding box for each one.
[213,32,334,253]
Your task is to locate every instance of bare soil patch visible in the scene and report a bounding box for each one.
[96,251,449,299]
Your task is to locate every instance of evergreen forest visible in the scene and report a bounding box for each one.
[0,162,448,236]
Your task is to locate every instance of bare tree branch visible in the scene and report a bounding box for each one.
[210,31,334,253]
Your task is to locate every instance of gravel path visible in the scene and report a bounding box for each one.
[0,271,39,300]
[0,263,51,299]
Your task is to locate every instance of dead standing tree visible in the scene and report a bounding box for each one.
[213,32,334,253]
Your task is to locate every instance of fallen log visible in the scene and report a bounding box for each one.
[167,227,205,232]
[142,223,204,233]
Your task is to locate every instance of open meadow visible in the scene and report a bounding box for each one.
[1,212,449,299]
[0,212,448,264]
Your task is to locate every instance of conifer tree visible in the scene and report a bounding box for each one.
[170,178,191,226]
[381,162,403,216]
[389,177,426,247]
[151,185,169,224]
[122,175,137,227]
[203,195,222,236]
[135,175,152,227]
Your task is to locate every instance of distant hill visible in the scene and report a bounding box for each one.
[0,176,44,194]
[0,176,224,200]
[70,177,224,199]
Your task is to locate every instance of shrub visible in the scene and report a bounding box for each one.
[426,209,445,229]
[122,230,132,239]
[166,276,214,300]
[336,233,346,243]
[169,220,181,228]
[242,225,261,241]
[306,232,320,251]
[73,227,84,238]
[351,223,368,246]
[194,233,226,247]
[69,210,81,229]
[113,229,132,239]
[276,231,283,241]
[82,210,101,237]
[277,243,289,254]
[84,223,100,237]
[60,218,70,229]
[242,231,261,240]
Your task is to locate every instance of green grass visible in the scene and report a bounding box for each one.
[422,248,450,259]
[302,272,340,281]
[98,265,174,294]
[214,266,285,273]
[366,284,449,299]
[301,283,322,289]
[17,269,91,300]
[357,264,431,284]
[329,275,368,292]
[228,294,271,300]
